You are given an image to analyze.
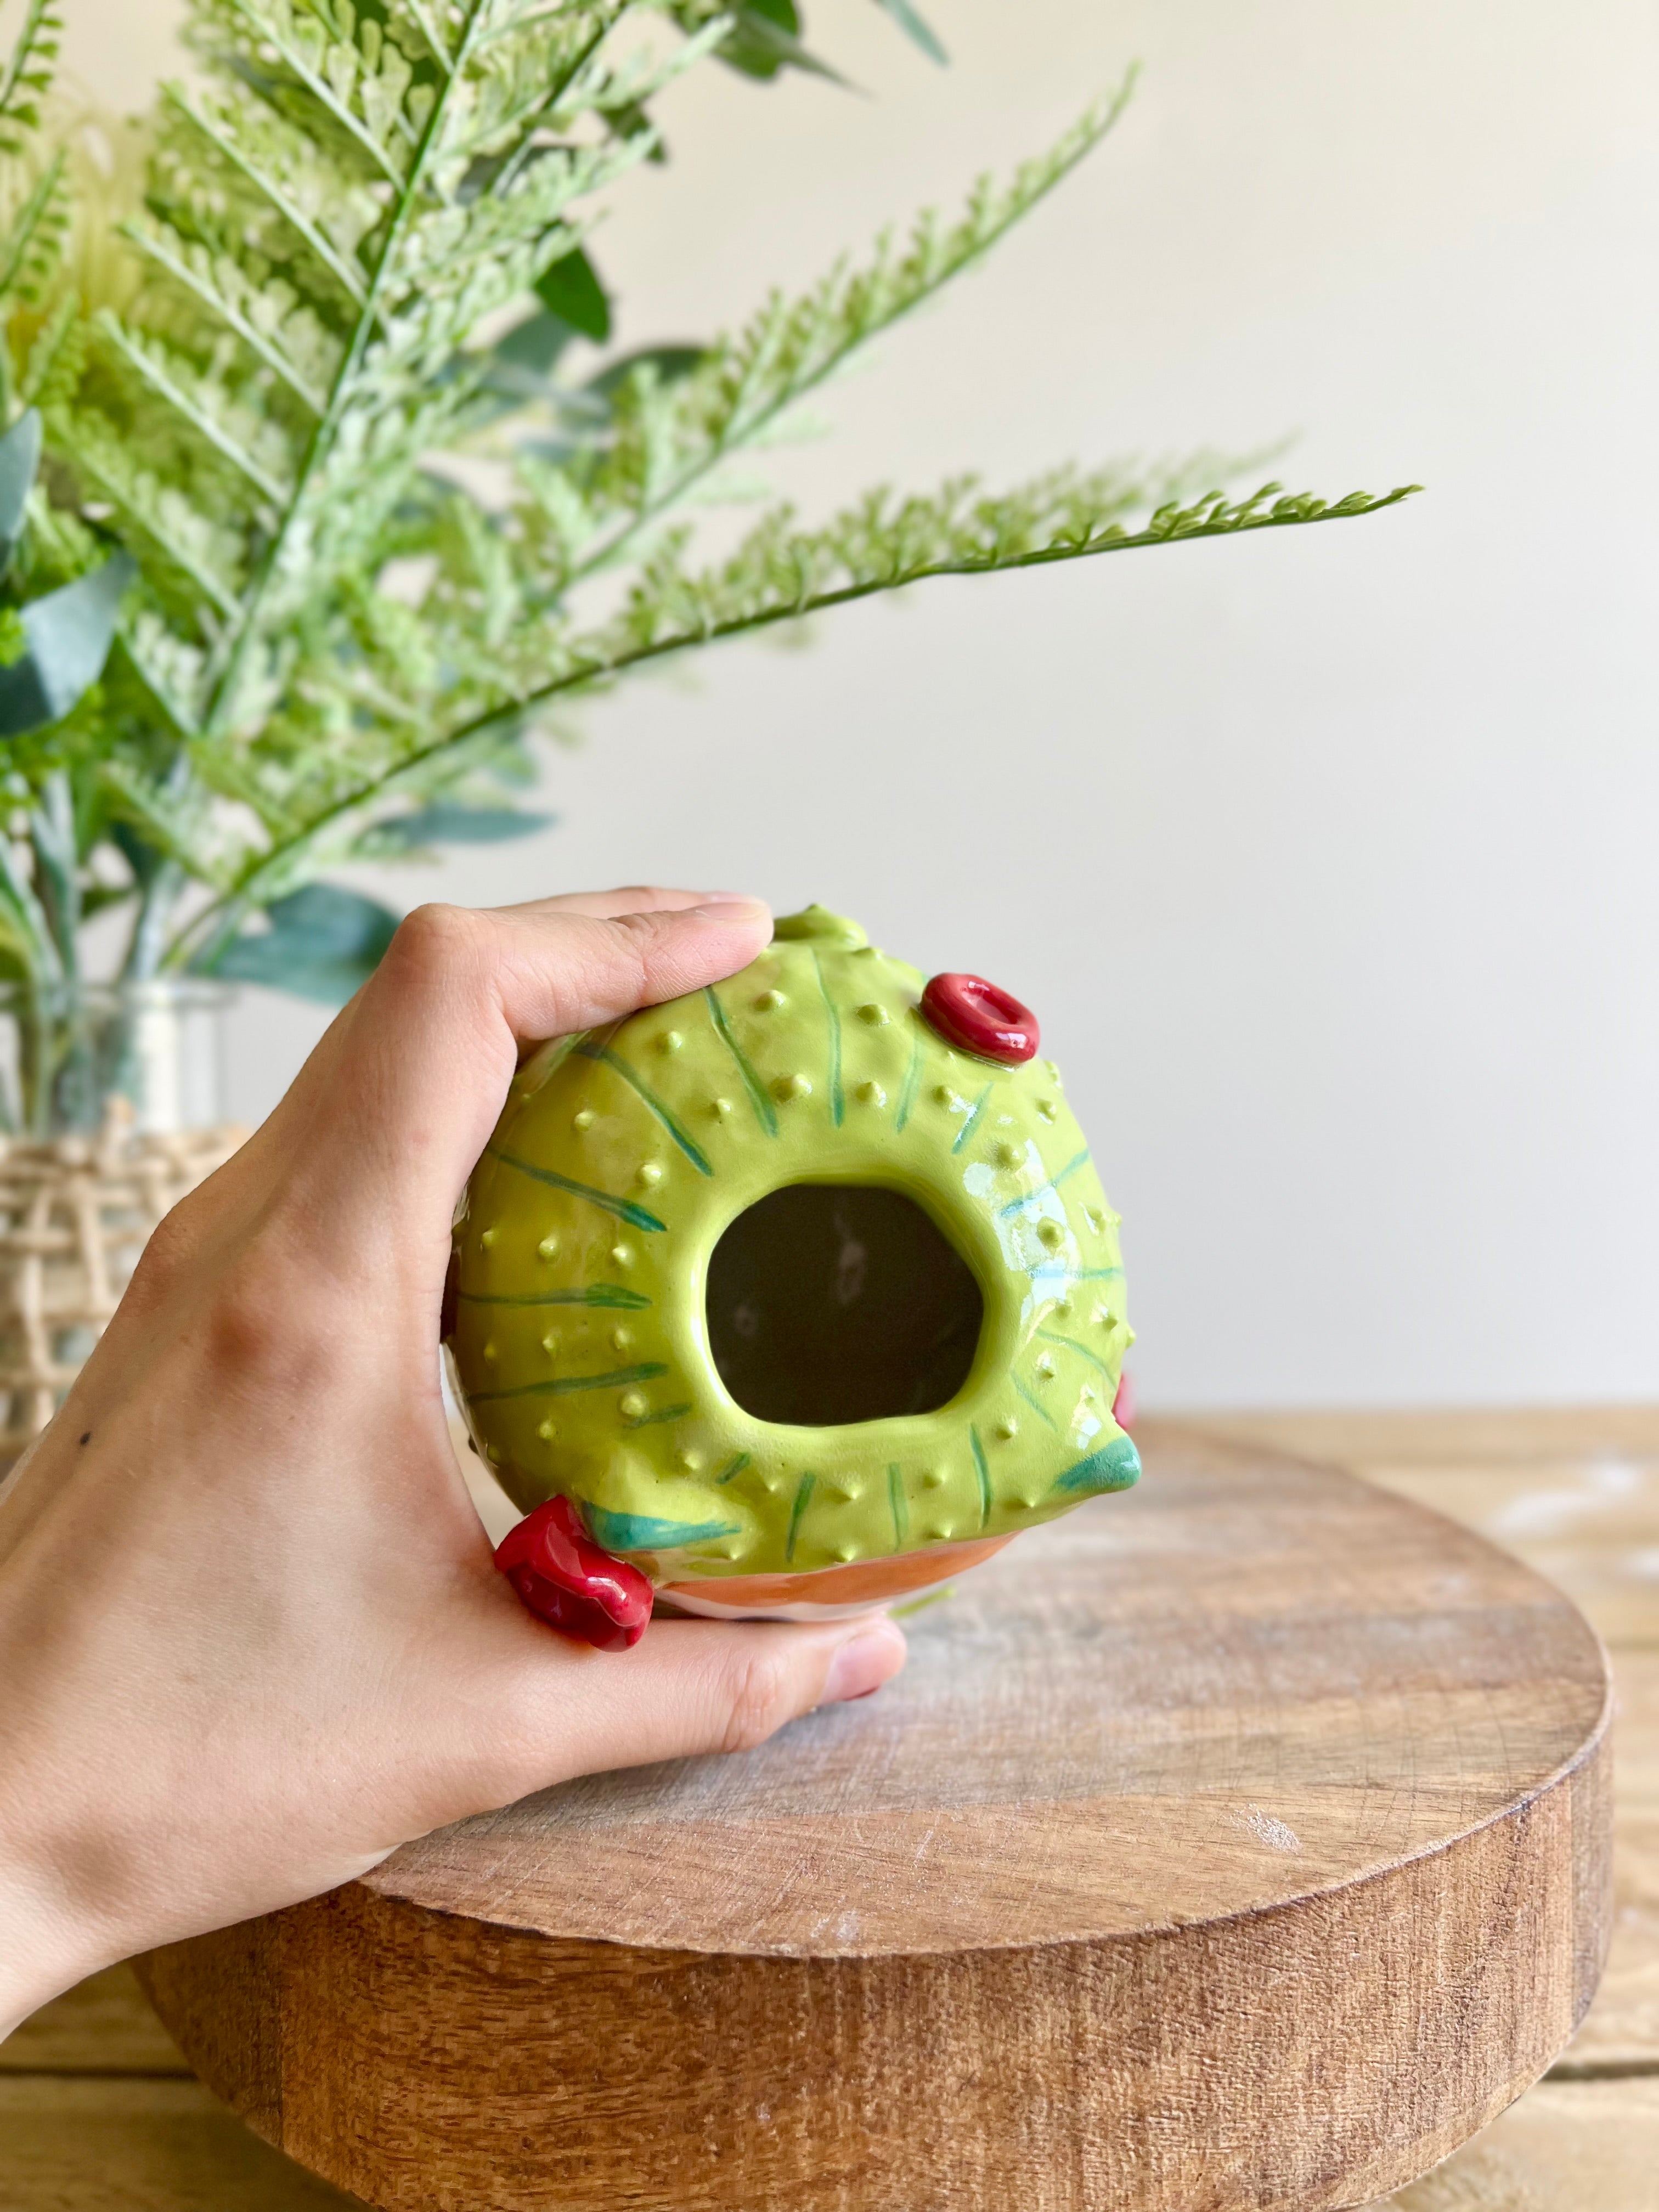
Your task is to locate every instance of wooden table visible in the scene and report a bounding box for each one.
[4,1407,1656,2210]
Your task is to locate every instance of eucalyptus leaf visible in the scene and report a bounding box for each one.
[373,804,555,850]
[533,248,610,343]
[872,0,947,64]
[0,551,134,738]
[585,346,706,403]
[205,882,400,1005]
[720,7,847,85]
[493,311,576,380]
[0,407,41,571]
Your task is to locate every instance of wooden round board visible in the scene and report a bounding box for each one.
[139,1425,1612,2212]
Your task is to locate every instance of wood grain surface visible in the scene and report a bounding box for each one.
[133,1424,1612,2212]
[7,1405,1658,2211]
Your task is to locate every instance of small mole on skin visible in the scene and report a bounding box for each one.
[79,1430,91,1446]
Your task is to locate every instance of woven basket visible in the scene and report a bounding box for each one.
[0,1103,245,1458]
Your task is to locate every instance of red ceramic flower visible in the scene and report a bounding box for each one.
[494,1497,653,1651]
[920,973,1040,1064]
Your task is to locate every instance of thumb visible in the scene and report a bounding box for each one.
[261,893,775,1242]
[486,1613,909,1793]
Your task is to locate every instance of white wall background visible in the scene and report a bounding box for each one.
[59,1,1659,1408]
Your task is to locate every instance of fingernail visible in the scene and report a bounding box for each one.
[821,1618,906,1705]
[690,897,771,922]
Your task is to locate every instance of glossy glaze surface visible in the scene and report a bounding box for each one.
[450,905,1137,1593]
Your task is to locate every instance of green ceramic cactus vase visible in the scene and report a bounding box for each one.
[447,906,1137,1628]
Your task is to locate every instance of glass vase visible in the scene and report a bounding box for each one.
[0,979,232,1139]
[0,980,242,1458]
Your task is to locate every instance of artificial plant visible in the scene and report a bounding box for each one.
[0,0,1413,1126]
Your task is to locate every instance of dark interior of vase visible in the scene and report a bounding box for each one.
[706,1182,984,1426]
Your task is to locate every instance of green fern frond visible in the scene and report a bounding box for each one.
[0,143,65,311]
[0,0,60,156]
[167,466,1417,966]
[561,76,1139,583]
[0,0,1415,1004]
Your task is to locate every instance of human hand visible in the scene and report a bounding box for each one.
[0,890,906,2039]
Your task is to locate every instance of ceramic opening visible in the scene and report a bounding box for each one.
[705,1182,984,1426]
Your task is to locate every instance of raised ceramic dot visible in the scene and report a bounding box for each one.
[1054,1297,1073,1317]
[932,1084,955,1107]
[1124,1326,1138,1347]
[755,989,787,1011]
[1095,1307,1116,1330]
[573,1108,595,1132]
[482,1340,498,1363]
[834,1544,859,1564]
[676,1447,703,1472]
[921,1467,946,1489]
[1085,1207,1106,1233]
[486,1443,501,1464]
[711,1096,733,1118]
[995,1141,1022,1167]
[1081,1386,1097,1403]
[770,1072,811,1102]
[923,1522,952,1543]
[537,1233,560,1262]
[611,1243,634,1268]
[1037,1218,1066,1251]
[637,1163,663,1187]
[619,1390,647,1420]
[537,1418,558,1442]
[856,1080,888,1107]
[1037,1099,1058,1122]
[541,1330,559,1354]
[1045,1061,1063,1084]
[657,1030,684,1054]
[610,1325,633,1351]
[855,1002,890,1027]
[1035,1352,1056,1379]
[995,1417,1019,1441]
[479,1226,498,1249]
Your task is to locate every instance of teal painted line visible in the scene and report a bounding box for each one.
[458,1284,651,1311]
[952,1082,994,1156]
[623,1401,693,1429]
[715,1452,752,1486]
[894,1023,924,1132]
[998,1148,1092,1220]
[888,1462,908,1547]
[785,1471,816,1564]
[469,1361,668,1403]
[970,1425,992,1528]
[584,1503,740,1552]
[486,1146,667,1232]
[1054,1435,1142,1496]
[1011,1371,1059,1432]
[811,950,845,1127]
[704,986,778,1135]
[575,1040,713,1176]
[1071,1266,1125,1282]
[1037,1327,1111,1379]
